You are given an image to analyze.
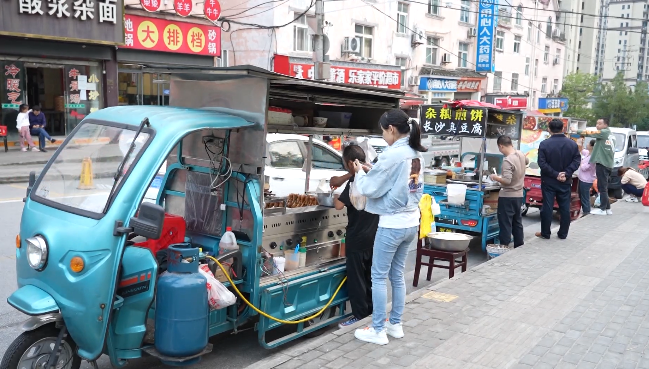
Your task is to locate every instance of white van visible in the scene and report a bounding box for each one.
[638,131,648,161]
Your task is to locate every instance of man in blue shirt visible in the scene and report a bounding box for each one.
[536,119,581,240]
[29,105,56,152]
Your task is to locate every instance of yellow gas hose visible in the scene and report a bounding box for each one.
[205,255,347,324]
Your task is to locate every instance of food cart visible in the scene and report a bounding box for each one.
[2,66,405,368]
[520,114,582,219]
[419,100,523,251]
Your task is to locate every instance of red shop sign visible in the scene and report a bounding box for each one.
[457,78,482,92]
[494,97,528,110]
[123,15,221,57]
[288,63,401,89]
[140,0,161,12]
[175,0,193,17]
[204,0,221,21]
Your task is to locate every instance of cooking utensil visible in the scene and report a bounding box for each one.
[316,192,335,207]
[427,232,472,252]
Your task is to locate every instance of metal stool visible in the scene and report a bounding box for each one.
[413,237,468,287]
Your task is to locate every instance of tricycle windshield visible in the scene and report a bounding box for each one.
[32,121,150,215]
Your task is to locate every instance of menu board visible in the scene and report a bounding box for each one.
[520,116,570,176]
[486,112,523,140]
[420,105,487,138]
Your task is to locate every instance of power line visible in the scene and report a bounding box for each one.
[221,0,315,28]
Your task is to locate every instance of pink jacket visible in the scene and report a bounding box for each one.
[578,149,596,183]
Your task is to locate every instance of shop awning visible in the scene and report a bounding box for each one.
[400,93,426,107]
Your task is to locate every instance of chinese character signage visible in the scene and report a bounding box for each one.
[289,63,401,89]
[1,0,122,45]
[493,96,528,109]
[141,0,162,12]
[204,0,221,21]
[476,0,498,73]
[419,78,457,92]
[538,98,569,113]
[486,112,522,140]
[420,105,487,138]
[174,0,193,17]
[1,62,26,109]
[123,15,221,57]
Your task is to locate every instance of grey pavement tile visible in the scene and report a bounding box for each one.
[582,352,603,364]
[325,357,352,369]
[569,344,590,355]
[576,361,598,369]
[275,359,306,369]
[563,353,584,364]
[300,358,329,369]
[530,346,549,356]
[319,349,346,361]
[550,344,572,356]
[519,354,541,366]
[533,364,555,369]
[608,342,628,354]
[540,353,563,366]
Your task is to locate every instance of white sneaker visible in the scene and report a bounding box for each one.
[591,209,607,215]
[31,147,39,152]
[21,148,27,152]
[606,209,613,215]
[354,326,389,345]
[625,197,639,203]
[385,320,404,339]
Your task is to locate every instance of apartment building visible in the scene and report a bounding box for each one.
[560,0,605,75]
[483,0,566,110]
[601,0,649,85]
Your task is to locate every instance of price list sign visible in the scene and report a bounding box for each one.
[420,105,487,138]
[486,112,522,140]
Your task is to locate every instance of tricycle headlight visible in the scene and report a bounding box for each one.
[26,236,48,270]
[614,157,623,167]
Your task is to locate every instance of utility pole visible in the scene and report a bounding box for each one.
[313,0,328,80]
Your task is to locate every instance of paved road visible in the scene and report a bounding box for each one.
[0,182,559,368]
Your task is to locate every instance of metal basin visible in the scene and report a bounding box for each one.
[316,192,335,207]
[427,232,472,252]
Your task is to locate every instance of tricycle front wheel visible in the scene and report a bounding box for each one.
[0,325,81,369]
[521,203,529,216]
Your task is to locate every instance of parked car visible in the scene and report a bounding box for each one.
[638,131,648,161]
[145,134,346,201]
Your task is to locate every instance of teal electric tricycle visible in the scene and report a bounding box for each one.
[1,66,405,368]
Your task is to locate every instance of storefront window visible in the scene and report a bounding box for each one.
[64,65,104,135]
[118,66,169,106]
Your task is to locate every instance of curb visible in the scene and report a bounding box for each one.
[245,202,621,369]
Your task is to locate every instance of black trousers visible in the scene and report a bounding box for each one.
[596,164,611,211]
[346,248,373,320]
[497,197,525,247]
[540,181,572,239]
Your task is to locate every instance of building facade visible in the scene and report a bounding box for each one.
[600,0,649,85]
[561,0,605,75]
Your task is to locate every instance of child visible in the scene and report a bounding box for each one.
[16,104,38,152]
[578,140,596,215]
[330,144,379,328]
[619,167,647,202]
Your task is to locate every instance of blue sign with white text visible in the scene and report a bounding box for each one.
[538,98,569,112]
[476,0,498,73]
[418,77,458,91]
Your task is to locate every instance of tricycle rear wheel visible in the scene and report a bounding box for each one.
[304,306,337,338]
[521,203,529,216]
[0,325,81,369]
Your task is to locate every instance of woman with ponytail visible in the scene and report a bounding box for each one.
[350,109,427,345]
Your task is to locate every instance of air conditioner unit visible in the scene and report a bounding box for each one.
[553,57,560,65]
[442,53,452,64]
[552,28,562,38]
[343,36,361,54]
[408,76,419,86]
[468,27,477,38]
[411,31,424,46]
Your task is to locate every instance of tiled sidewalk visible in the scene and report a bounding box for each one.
[246,202,649,369]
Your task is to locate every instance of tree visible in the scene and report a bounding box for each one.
[559,71,598,123]
[593,72,649,128]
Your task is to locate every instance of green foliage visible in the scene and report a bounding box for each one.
[559,71,598,124]
[593,72,649,128]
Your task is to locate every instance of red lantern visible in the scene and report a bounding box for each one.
[204,0,221,21]
[140,0,161,12]
[175,0,192,17]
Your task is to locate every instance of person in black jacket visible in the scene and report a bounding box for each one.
[536,119,581,240]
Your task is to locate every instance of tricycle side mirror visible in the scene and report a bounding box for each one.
[130,202,165,239]
[24,171,37,202]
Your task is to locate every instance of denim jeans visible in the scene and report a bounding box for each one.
[371,226,418,332]
[622,183,644,197]
[30,128,52,149]
[578,180,593,214]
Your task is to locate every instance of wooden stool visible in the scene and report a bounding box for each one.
[413,237,468,287]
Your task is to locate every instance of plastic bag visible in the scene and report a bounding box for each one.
[358,139,378,163]
[349,180,367,210]
[594,194,601,208]
[198,264,237,310]
[431,197,441,216]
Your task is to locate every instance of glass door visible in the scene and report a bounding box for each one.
[153,73,170,106]
[118,68,143,106]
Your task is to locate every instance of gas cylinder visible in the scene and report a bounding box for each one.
[155,243,208,358]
